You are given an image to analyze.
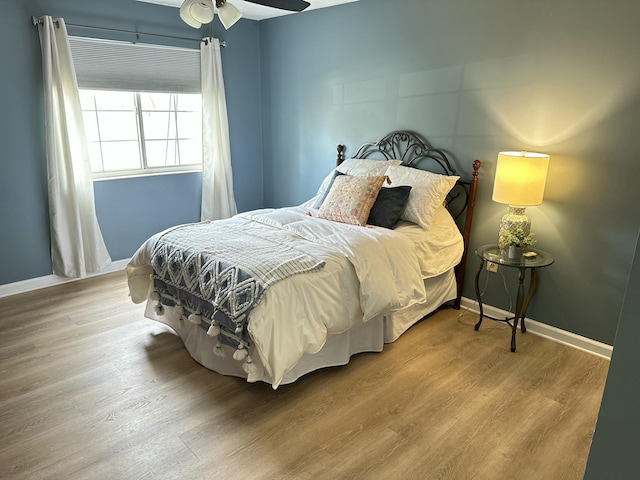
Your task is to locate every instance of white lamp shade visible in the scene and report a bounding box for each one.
[180,0,214,28]
[492,151,549,206]
[217,1,243,29]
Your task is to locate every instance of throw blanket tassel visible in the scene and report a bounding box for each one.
[213,342,226,357]
[153,303,164,316]
[207,322,221,337]
[175,302,186,325]
[150,291,164,316]
[243,355,258,375]
[188,312,202,325]
[233,341,248,361]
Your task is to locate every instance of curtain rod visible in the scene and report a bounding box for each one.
[30,16,226,47]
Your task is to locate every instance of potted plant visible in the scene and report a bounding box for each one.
[499,228,536,260]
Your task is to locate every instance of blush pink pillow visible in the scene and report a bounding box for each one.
[318,175,386,226]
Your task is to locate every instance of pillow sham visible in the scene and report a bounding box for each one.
[367,185,412,229]
[312,159,401,209]
[384,165,459,230]
[318,175,386,226]
[337,158,401,176]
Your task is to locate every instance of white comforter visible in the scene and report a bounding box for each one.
[127,206,433,387]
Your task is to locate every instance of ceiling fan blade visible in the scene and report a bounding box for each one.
[245,0,310,12]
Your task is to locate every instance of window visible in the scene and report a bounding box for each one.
[80,90,202,177]
[68,36,202,179]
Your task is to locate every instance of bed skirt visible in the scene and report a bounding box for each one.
[144,269,457,387]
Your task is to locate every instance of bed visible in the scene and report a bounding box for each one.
[126,130,481,389]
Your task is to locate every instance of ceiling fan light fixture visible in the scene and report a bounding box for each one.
[216,0,243,30]
[180,0,214,28]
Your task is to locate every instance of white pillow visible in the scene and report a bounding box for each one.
[312,170,340,208]
[337,158,401,176]
[384,165,459,230]
[312,159,401,209]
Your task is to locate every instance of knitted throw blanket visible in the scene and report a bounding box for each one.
[150,219,325,371]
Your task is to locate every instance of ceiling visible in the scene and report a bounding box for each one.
[136,0,359,21]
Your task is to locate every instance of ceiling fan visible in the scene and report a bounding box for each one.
[180,0,310,29]
[239,0,310,11]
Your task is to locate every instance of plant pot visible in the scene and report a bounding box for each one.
[508,245,524,261]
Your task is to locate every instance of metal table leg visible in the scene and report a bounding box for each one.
[511,267,526,352]
[474,257,485,331]
[518,268,538,333]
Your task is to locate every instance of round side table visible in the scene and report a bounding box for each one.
[474,244,554,352]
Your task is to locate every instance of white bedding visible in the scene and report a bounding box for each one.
[126,206,463,388]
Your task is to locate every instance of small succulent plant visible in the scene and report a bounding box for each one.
[500,228,536,247]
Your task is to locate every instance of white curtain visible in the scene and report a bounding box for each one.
[200,37,237,221]
[36,16,111,278]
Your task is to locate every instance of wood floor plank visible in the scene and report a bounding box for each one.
[0,272,609,479]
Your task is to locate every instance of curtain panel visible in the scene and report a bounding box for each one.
[200,37,237,221]
[36,16,111,278]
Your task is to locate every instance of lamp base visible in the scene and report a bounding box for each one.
[498,206,530,250]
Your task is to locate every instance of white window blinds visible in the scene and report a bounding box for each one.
[68,36,201,93]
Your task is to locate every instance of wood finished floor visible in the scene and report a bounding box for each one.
[0,272,609,480]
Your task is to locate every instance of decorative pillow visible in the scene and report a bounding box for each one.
[367,185,412,229]
[312,159,401,208]
[318,175,386,226]
[384,165,459,230]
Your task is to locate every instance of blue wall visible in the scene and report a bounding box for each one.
[93,173,202,261]
[0,0,263,284]
[258,0,640,345]
[584,228,640,478]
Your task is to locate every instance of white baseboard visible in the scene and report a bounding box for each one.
[460,297,613,360]
[0,259,130,299]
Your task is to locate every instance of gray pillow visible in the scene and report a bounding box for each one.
[367,186,412,229]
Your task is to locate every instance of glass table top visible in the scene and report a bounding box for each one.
[476,244,554,269]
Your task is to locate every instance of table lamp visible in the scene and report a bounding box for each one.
[493,151,550,249]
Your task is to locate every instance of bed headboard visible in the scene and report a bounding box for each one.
[336,130,481,310]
